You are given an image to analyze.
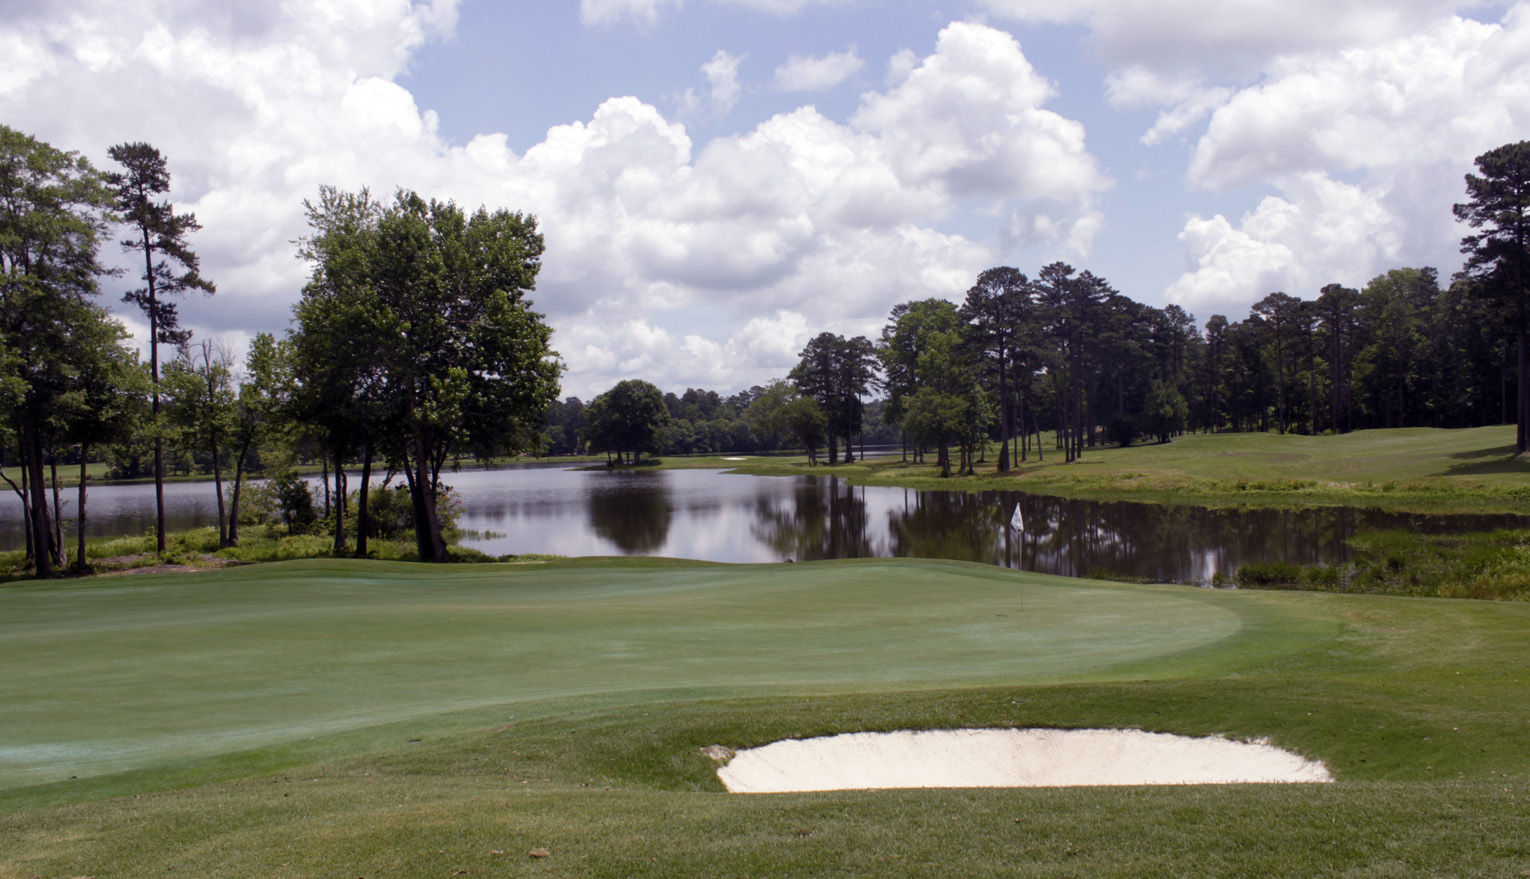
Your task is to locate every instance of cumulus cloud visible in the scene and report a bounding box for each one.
[773,47,864,92]
[1165,173,1403,317]
[1189,10,1530,189]
[2,8,1104,395]
[978,0,1475,71]
[853,21,1108,250]
[679,50,744,118]
[1104,66,1234,144]
[560,309,819,397]
[1152,6,1530,315]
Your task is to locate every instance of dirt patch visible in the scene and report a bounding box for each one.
[95,554,242,577]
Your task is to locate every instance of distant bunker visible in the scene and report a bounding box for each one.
[714,729,1333,793]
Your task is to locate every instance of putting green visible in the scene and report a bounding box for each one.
[0,558,1253,790]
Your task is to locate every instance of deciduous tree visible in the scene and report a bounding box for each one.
[584,379,670,463]
[0,126,118,576]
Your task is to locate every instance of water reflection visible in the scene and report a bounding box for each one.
[587,475,673,554]
[6,465,1526,584]
[752,477,880,561]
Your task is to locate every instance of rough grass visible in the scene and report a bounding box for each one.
[719,426,1530,514]
[1237,528,1530,600]
[2,558,1529,876]
[0,524,498,582]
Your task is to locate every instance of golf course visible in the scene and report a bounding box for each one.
[2,555,1528,876]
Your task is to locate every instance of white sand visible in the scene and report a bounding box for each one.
[715,728,1332,793]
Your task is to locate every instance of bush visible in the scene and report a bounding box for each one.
[364,484,414,540]
[1235,562,1344,591]
[1107,415,1140,447]
[1235,562,1307,589]
[270,471,317,535]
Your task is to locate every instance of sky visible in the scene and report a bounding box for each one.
[3,0,1528,399]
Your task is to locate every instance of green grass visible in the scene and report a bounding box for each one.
[1237,528,1530,600]
[2,557,1529,876]
[719,426,1530,513]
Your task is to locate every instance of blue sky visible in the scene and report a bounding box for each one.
[4,1,1528,397]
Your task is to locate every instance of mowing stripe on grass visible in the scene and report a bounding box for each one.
[0,558,1252,789]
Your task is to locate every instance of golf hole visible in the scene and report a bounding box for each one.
[713,729,1333,793]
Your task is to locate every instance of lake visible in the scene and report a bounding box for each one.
[6,464,1525,584]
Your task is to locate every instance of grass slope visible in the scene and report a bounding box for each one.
[2,558,1528,877]
[717,426,1530,513]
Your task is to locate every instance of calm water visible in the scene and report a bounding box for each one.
[9,465,1523,584]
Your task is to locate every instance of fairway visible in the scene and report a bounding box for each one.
[1,558,1242,789]
[5,557,1530,877]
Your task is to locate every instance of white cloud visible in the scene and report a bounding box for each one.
[581,0,839,26]
[853,21,1108,248]
[579,0,683,27]
[558,310,819,397]
[978,0,1476,71]
[1104,66,1234,145]
[2,7,1105,396]
[1189,10,1530,189]
[885,48,919,86]
[1165,173,1403,317]
[680,49,744,118]
[773,47,864,92]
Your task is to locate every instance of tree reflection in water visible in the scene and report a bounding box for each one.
[751,476,880,561]
[586,474,674,554]
[881,491,1512,583]
[43,466,1525,583]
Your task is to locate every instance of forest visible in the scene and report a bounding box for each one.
[4,121,1529,576]
[555,261,1520,477]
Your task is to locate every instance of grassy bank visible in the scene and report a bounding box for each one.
[1,557,1528,876]
[0,523,504,582]
[709,426,1530,514]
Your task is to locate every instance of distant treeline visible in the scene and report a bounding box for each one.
[563,261,1516,473]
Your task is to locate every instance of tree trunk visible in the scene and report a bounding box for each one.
[321,454,331,519]
[227,441,248,547]
[144,226,167,556]
[1519,323,1528,454]
[75,451,89,573]
[212,437,226,546]
[2,457,32,563]
[49,452,65,570]
[410,427,446,561]
[23,424,54,578]
[355,442,374,558]
[332,450,347,555]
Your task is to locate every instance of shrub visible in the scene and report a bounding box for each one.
[270,471,317,535]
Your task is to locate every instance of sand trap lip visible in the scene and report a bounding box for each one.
[715,728,1332,793]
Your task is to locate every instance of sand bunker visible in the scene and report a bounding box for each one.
[715,728,1332,793]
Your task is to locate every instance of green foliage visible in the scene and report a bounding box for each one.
[746,381,826,463]
[584,379,670,463]
[269,471,317,535]
[1138,381,1188,443]
[791,331,876,463]
[0,125,122,576]
[292,187,561,561]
